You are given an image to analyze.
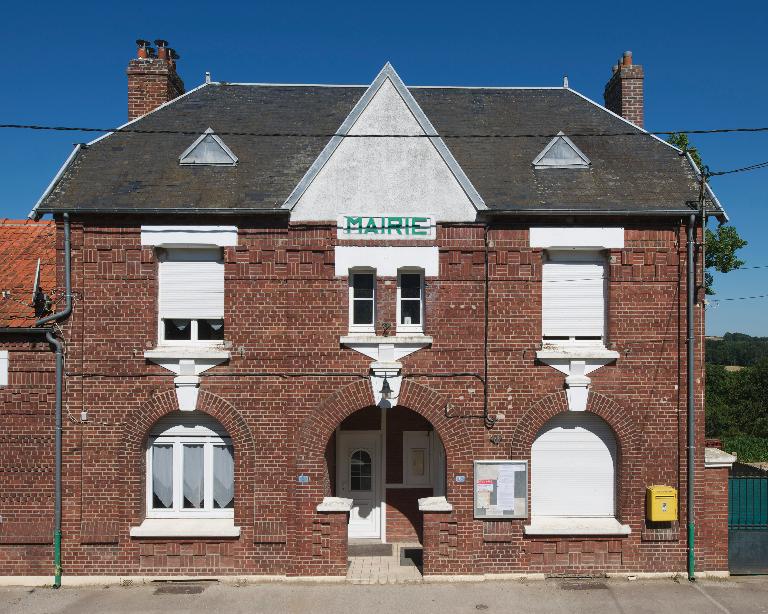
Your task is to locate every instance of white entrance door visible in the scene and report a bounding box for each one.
[337,431,381,540]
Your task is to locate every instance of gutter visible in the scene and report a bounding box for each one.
[479,208,697,217]
[33,207,291,217]
[34,212,72,588]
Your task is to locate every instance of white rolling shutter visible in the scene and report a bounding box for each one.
[531,412,616,517]
[159,248,224,319]
[542,250,606,340]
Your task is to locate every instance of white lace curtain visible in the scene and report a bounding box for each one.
[213,445,234,508]
[152,444,174,508]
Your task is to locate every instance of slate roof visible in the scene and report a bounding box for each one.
[35,82,722,218]
[0,220,55,327]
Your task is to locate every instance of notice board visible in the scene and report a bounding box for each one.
[473,460,528,519]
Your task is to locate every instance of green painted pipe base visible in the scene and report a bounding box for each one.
[687,522,695,581]
[53,529,62,588]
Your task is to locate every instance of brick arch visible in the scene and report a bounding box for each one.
[123,388,256,526]
[510,390,639,458]
[509,390,641,523]
[295,378,474,491]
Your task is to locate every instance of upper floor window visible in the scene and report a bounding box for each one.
[542,250,606,346]
[158,247,224,345]
[397,270,424,334]
[349,270,375,334]
[146,412,234,519]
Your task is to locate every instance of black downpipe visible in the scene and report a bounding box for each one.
[35,212,72,588]
[686,213,696,581]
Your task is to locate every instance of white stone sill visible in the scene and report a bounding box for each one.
[316,497,353,512]
[130,518,240,538]
[418,496,453,512]
[340,334,433,345]
[144,346,231,360]
[536,346,620,361]
[523,517,631,536]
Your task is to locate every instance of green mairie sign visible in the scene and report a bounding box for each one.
[337,215,436,240]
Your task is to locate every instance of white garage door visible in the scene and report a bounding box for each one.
[531,412,617,517]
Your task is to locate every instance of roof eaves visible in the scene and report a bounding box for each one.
[29,82,214,220]
[28,144,83,220]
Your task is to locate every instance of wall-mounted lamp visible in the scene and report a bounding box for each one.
[380,375,392,401]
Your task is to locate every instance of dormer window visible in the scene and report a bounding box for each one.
[533,132,590,169]
[179,128,238,166]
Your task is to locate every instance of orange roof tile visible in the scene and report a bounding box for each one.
[0,219,56,328]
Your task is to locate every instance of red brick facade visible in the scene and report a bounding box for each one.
[0,214,727,578]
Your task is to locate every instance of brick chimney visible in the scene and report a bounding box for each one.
[126,39,185,121]
[603,51,644,128]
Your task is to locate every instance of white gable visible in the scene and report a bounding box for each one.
[286,64,484,223]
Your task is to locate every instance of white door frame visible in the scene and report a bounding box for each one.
[337,429,383,541]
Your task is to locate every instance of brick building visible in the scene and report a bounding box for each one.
[1,42,736,582]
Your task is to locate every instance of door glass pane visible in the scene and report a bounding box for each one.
[182,444,205,509]
[213,445,234,509]
[350,450,372,491]
[151,444,174,509]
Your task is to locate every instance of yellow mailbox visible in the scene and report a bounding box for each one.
[646,485,678,522]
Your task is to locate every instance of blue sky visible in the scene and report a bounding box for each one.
[1,0,765,335]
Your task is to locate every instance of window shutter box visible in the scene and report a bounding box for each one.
[531,412,616,517]
[159,248,224,319]
[542,251,605,338]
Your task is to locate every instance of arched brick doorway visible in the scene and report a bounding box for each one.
[291,379,474,575]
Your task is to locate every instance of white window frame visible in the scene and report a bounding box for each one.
[145,434,234,519]
[396,268,425,335]
[0,351,8,387]
[348,268,376,335]
[541,250,607,348]
[157,247,225,347]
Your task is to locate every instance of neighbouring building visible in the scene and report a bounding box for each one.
[1,42,737,582]
[0,220,57,568]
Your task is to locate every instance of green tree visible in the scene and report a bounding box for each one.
[668,133,747,293]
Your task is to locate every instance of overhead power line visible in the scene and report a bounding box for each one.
[709,294,768,303]
[2,123,768,139]
[708,160,768,176]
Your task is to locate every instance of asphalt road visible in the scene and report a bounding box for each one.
[1,577,767,614]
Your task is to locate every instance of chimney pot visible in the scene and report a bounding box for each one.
[136,39,150,59]
[127,38,185,120]
[604,50,644,127]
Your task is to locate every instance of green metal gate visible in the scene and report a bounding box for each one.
[729,476,768,574]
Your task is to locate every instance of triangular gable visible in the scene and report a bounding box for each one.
[533,131,590,169]
[284,63,485,221]
[179,128,238,166]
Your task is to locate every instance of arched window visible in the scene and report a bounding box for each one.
[531,412,616,518]
[146,412,234,518]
